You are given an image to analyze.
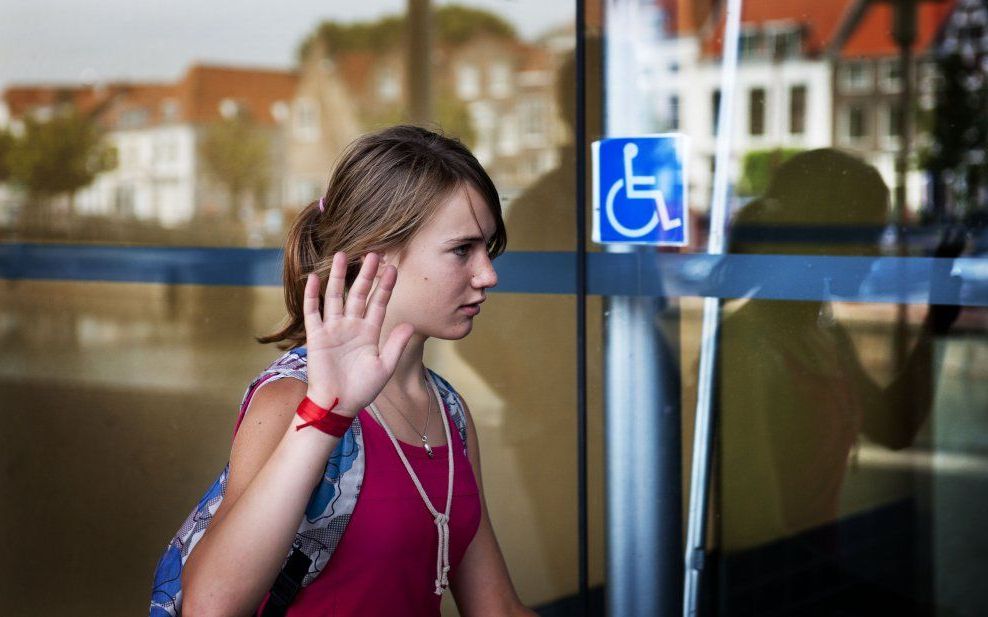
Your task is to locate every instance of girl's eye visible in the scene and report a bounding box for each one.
[453,244,470,257]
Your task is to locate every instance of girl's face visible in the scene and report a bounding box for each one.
[382,183,499,341]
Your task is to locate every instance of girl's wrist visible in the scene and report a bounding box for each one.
[306,389,357,415]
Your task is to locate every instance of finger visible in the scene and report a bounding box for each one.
[365,264,398,327]
[302,273,323,334]
[324,252,347,319]
[380,323,415,375]
[344,252,379,319]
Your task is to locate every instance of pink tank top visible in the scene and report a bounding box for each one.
[285,404,482,616]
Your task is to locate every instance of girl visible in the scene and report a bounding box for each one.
[151,125,536,616]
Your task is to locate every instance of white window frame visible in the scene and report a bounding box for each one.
[840,60,873,93]
[841,103,870,144]
[456,64,481,100]
[293,97,320,142]
[879,59,902,93]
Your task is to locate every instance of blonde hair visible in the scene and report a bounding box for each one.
[259,125,507,349]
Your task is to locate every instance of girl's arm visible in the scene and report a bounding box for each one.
[451,399,537,617]
[182,381,343,616]
[182,253,413,616]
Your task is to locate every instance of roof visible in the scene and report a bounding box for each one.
[842,1,955,57]
[702,0,955,58]
[177,64,298,125]
[2,84,121,120]
[2,63,297,129]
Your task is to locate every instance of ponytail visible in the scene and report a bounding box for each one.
[256,200,324,349]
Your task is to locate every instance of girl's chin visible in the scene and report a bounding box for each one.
[432,320,475,341]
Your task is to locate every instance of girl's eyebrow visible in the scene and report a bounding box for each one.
[443,234,487,245]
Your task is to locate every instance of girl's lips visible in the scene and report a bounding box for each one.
[459,303,481,316]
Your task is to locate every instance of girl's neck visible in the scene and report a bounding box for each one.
[386,333,428,396]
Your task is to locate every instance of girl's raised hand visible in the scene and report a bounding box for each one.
[302,251,414,416]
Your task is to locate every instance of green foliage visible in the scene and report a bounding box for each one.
[435,5,517,45]
[298,4,517,60]
[7,111,110,198]
[921,51,988,223]
[0,129,12,182]
[738,148,804,196]
[436,96,476,147]
[200,114,272,212]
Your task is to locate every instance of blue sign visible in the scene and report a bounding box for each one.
[592,134,690,246]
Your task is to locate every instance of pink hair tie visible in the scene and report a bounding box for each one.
[317,197,326,213]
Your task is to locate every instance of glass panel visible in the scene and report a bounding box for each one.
[601,0,987,615]
[1,2,582,615]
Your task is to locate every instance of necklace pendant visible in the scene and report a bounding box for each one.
[423,437,434,459]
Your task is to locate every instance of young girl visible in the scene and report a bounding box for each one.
[151,125,536,616]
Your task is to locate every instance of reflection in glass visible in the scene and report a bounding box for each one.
[711,149,972,614]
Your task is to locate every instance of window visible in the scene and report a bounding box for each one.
[270,101,290,124]
[882,103,903,144]
[160,99,179,122]
[291,178,322,205]
[789,85,806,135]
[456,64,480,100]
[119,108,149,129]
[376,67,400,102]
[519,96,547,141]
[293,97,319,142]
[845,104,869,141]
[668,95,680,131]
[840,61,873,93]
[219,98,240,119]
[772,28,802,60]
[879,59,902,92]
[749,88,766,136]
[115,184,136,218]
[711,89,721,134]
[488,62,512,99]
[739,30,766,61]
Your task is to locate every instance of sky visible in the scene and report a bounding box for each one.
[0,0,571,90]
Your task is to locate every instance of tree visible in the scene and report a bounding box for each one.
[298,5,517,59]
[0,129,13,183]
[921,2,988,226]
[7,110,111,227]
[738,148,804,197]
[8,111,109,197]
[199,112,272,220]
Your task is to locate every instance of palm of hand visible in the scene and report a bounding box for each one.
[302,252,414,415]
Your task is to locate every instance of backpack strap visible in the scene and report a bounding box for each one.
[259,546,312,617]
[428,370,469,457]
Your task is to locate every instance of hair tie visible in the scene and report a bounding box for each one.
[317,197,326,213]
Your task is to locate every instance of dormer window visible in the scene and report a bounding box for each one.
[772,27,802,60]
[739,29,767,60]
[219,98,240,119]
[161,99,180,122]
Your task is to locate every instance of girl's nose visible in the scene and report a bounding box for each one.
[472,255,498,289]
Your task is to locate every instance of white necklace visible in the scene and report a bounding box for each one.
[369,371,454,596]
[379,382,436,458]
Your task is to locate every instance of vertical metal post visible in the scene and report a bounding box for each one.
[603,2,682,615]
[407,0,432,124]
[892,0,918,405]
[574,1,590,614]
[683,0,743,615]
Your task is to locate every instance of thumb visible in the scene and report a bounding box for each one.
[380,323,415,375]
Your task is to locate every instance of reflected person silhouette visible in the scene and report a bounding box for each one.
[716,148,960,552]
[453,48,603,595]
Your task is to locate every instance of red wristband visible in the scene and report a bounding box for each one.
[295,396,354,437]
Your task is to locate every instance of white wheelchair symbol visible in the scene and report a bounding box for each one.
[605,143,683,238]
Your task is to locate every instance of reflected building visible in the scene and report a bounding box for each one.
[1,65,297,234]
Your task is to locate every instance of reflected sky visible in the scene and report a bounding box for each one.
[0,0,568,90]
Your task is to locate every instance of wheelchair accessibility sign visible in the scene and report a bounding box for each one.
[592,134,689,246]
